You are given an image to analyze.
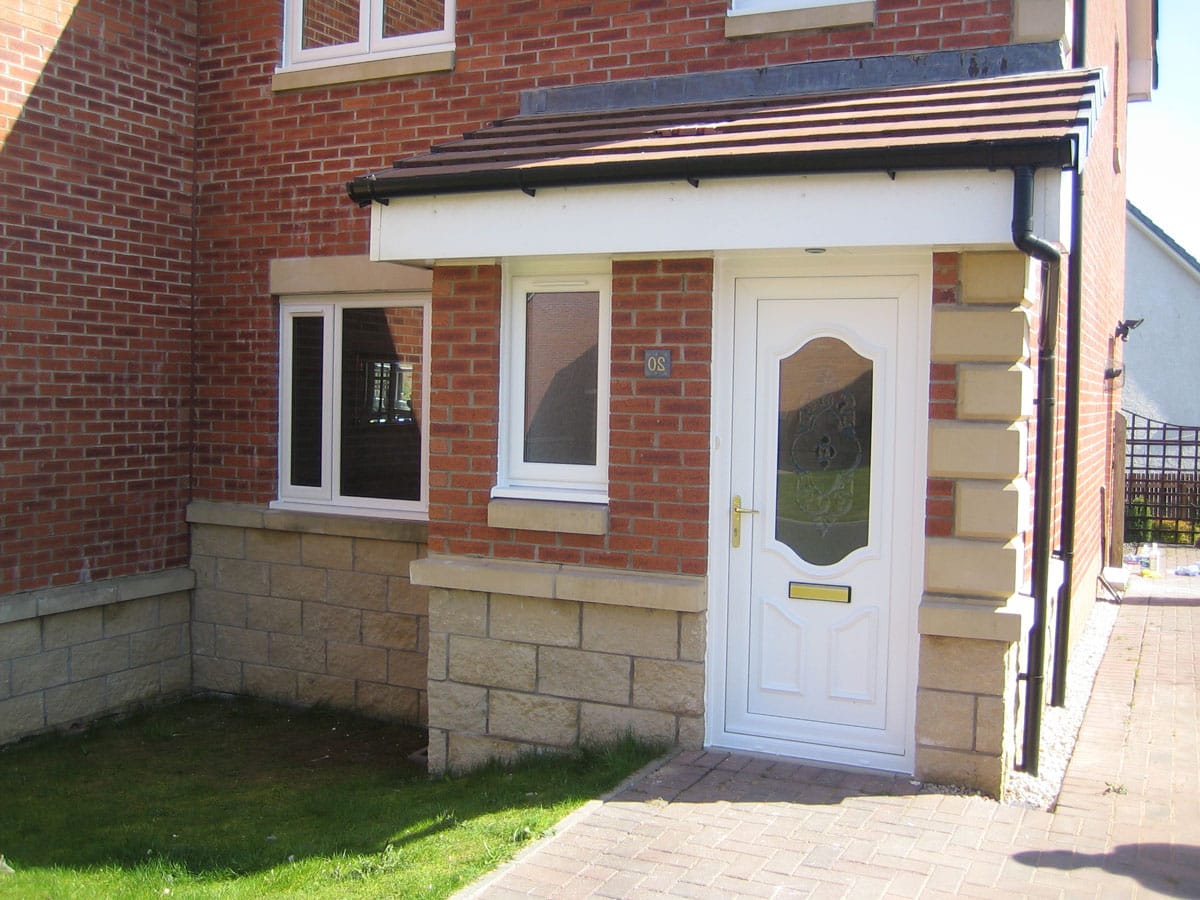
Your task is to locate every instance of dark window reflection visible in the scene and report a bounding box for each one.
[290,316,324,488]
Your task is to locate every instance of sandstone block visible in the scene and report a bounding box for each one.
[192,655,242,693]
[327,642,388,682]
[107,664,161,707]
[71,636,131,681]
[215,625,269,664]
[427,679,488,733]
[0,619,42,659]
[44,678,106,728]
[915,745,1005,799]
[191,524,244,559]
[489,690,578,747]
[448,635,536,691]
[103,597,158,637]
[303,601,362,643]
[159,593,191,625]
[247,595,303,635]
[490,594,579,648]
[193,589,247,628]
[12,649,68,694]
[269,633,328,672]
[218,558,271,597]
[389,578,429,616]
[538,647,631,705]
[677,714,704,749]
[131,625,188,666]
[363,611,419,650]
[429,589,487,637]
[632,659,704,716]
[679,612,706,662]
[925,537,1022,599]
[388,648,427,689]
[244,664,298,703]
[975,694,1010,755]
[42,608,103,650]
[358,681,421,722]
[447,733,524,773]
[579,702,675,747]
[915,688,976,751]
[161,656,192,693]
[246,529,301,564]
[918,635,1012,696]
[0,694,44,743]
[582,605,678,660]
[298,673,356,708]
[428,632,448,680]
[426,728,448,774]
[191,622,216,656]
[354,538,418,576]
[301,533,355,570]
[960,252,1034,305]
[328,570,389,611]
[271,564,326,603]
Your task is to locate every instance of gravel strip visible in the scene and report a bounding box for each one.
[1003,596,1120,809]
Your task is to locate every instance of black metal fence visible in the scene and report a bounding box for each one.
[1125,411,1200,546]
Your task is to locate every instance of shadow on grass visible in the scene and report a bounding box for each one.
[0,695,663,896]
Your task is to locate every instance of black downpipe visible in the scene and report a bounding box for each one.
[1050,0,1089,709]
[1013,164,1062,776]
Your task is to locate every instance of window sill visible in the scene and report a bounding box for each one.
[725,2,874,38]
[272,48,454,92]
[487,497,608,536]
[189,500,428,543]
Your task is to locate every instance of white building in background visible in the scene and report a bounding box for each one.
[1123,203,1200,425]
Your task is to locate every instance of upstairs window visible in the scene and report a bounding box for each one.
[281,0,455,71]
[496,272,611,504]
[278,295,430,518]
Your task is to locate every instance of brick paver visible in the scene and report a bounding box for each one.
[458,563,1200,898]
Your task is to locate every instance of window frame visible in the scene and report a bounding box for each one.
[275,293,431,519]
[280,0,456,73]
[495,270,612,505]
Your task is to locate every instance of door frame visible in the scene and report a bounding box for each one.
[705,251,933,772]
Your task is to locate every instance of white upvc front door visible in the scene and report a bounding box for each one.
[710,261,929,773]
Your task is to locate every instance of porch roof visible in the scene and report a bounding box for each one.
[347,68,1103,207]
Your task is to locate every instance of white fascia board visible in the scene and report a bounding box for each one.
[370,168,1069,264]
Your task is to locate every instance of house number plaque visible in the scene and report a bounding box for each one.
[643,349,672,378]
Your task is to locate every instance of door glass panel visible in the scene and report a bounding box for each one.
[776,337,872,566]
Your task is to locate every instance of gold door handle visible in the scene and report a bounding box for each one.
[731,495,760,549]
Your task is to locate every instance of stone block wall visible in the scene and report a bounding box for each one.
[0,570,194,745]
[187,503,429,724]
[416,556,706,773]
[916,250,1038,796]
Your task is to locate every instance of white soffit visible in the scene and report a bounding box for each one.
[370,168,1069,264]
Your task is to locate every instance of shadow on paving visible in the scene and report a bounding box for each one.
[1013,844,1200,899]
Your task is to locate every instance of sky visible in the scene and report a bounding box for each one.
[1126,0,1200,257]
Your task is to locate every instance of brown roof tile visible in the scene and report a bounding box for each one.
[348,69,1102,205]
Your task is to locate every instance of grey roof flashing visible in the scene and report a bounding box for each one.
[520,42,1067,116]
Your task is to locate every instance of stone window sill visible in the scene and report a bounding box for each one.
[272,49,454,92]
[486,498,608,535]
[725,2,874,38]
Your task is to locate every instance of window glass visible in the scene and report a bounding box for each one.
[302,0,359,50]
[289,316,325,488]
[776,337,872,566]
[523,291,599,466]
[383,0,446,40]
[279,298,428,516]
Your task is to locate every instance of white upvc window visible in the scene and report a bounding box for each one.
[725,0,875,37]
[729,0,860,12]
[276,294,430,518]
[280,0,455,72]
[495,270,612,504]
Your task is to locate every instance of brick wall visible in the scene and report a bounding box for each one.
[0,0,197,596]
[191,0,1025,505]
[427,259,712,575]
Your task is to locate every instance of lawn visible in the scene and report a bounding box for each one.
[0,696,664,899]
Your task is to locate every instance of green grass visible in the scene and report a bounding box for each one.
[0,696,664,899]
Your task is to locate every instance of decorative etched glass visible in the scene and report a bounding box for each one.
[776,337,872,566]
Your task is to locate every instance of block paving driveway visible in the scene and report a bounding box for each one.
[458,554,1200,898]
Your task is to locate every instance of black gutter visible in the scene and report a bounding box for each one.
[1050,0,1089,709]
[347,139,1079,207]
[1012,163,1062,778]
